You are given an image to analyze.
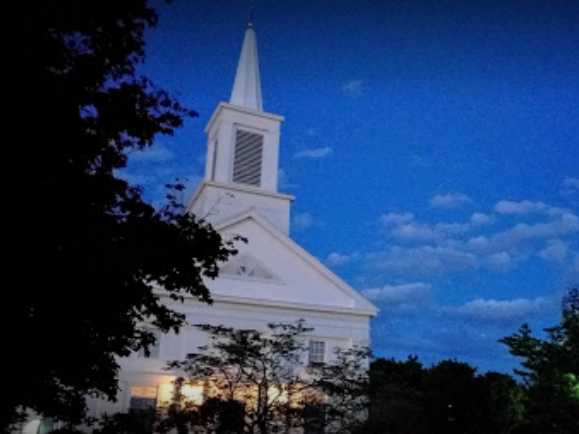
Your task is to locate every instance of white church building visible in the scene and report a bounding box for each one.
[22,22,377,432]
[110,20,377,416]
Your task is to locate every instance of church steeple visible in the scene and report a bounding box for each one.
[188,20,294,234]
[229,18,263,111]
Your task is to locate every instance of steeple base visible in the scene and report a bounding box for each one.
[188,181,294,234]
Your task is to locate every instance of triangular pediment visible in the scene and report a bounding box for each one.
[220,252,280,282]
[206,210,378,316]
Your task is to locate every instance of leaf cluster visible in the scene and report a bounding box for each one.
[8,2,237,430]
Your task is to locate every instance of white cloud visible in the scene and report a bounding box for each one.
[116,171,153,186]
[371,199,578,278]
[361,282,432,306]
[341,79,365,96]
[430,193,473,209]
[495,200,547,215]
[538,239,569,262]
[129,144,174,163]
[494,200,566,216]
[380,212,472,243]
[326,252,357,267]
[366,245,478,276]
[293,212,316,230]
[293,146,333,159]
[434,222,472,235]
[466,212,579,255]
[380,212,415,227]
[446,297,550,323]
[563,177,579,192]
[470,212,494,226]
[277,168,299,190]
[391,222,440,242]
[495,213,578,245]
[484,251,512,271]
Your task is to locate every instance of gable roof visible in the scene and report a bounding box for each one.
[213,208,379,316]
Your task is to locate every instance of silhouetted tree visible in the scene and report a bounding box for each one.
[476,372,524,434]
[314,346,371,434]
[364,356,428,434]
[364,357,523,434]
[501,287,579,434]
[8,2,238,430]
[164,321,370,434]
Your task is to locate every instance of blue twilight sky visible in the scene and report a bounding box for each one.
[123,0,579,373]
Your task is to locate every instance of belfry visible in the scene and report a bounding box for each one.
[188,20,291,234]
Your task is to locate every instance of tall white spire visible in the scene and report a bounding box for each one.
[229,20,263,112]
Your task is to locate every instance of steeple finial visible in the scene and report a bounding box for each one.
[247,5,255,28]
[229,17,263,111]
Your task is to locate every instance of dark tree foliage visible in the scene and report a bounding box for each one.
[423,360,481,434]
[91,409,157,434]
[364,357,523,434]
[163,321,370,434]
[500,287,579,434]
[166,321,316,434]
[8,2,238,430]
[157,397,245,434]
[364,356,428,434]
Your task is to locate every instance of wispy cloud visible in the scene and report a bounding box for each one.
[293,146,333,159]
[326,252,358,267]
[277,168,299,190]
[444,297,551,324]
[538,239,569,262]
[341,79,365,97]
[366,245,478,276]
[370,200,578,277]
[128,144,175,163]
[494,200,567,217]
[430,192,473,209]
[380,212,475,243]
[470,212,494,226]
[563,176,579,191]
[116,171,154,187]
[562,177,579,194]
[483,252,513,272]
[362,282,432,306]
[380,212,415,227]
[293,212,317,230]
[467,212,579,255]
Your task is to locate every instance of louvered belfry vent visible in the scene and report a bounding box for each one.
[233,129,263,186]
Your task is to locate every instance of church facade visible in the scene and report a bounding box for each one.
[88,21,377,421]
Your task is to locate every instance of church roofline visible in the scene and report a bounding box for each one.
[187,180,294,214]
[214,209,380,316]
[205,102,284,134]
[210,294,378,317]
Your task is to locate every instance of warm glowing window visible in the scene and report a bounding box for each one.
[129,386,157,410]
[308,340,326,364]
[158,382,205,407]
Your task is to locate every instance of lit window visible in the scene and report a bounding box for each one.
[308,340,325,364]
[129,386,157,411]
[158,382,205,407]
